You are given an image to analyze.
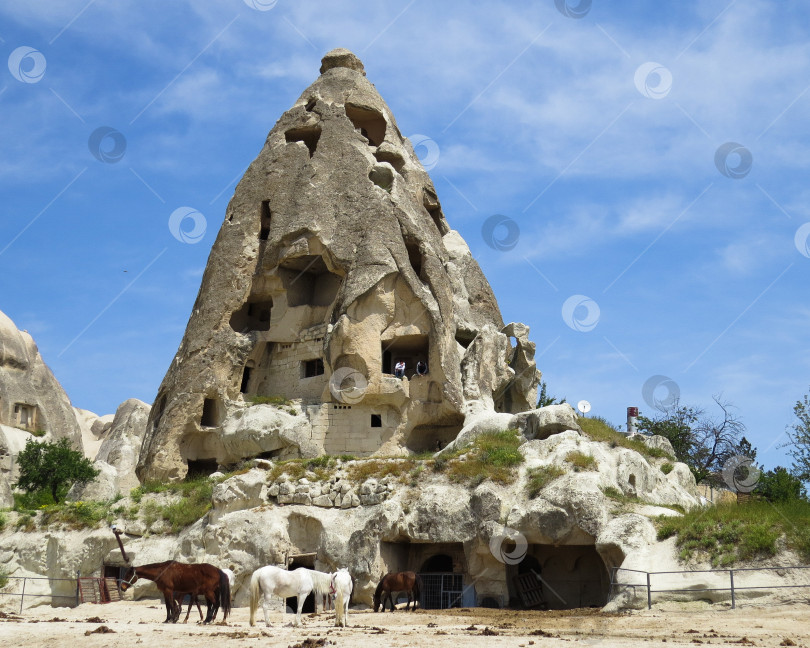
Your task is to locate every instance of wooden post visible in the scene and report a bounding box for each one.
[646,572,652,610]
[19,578,26,615]
[730,570,736,609]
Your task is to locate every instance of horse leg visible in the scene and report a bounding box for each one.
[406,590,411,611]
[163,589,175,623]
[295,593,303,627]
[262,592,271,628]
[162,592,173,623]
[387,591,394,612]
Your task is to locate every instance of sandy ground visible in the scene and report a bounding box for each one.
[1,599,808,648]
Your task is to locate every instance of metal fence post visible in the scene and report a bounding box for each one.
[646,572,652,610]
[75,570,80,607]
[19,578,26,615]
[729,570,735,609]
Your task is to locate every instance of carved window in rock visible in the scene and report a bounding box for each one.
[279,256,341,308]
[260,201,272,241]
[285,125,321,157]
[370,414,382,428]
[345,104,386,147]
[240,365,253,394]
[200,398,222,428]
[381,334,428,378]
[302,358,324,378]
[14,403,37,429]
[229,300,272,333]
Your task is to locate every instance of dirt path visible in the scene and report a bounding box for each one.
[1,600,808,648]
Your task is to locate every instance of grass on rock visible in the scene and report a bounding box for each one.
[564,450,598,472]
[578,416,673,460]
[656,499,810,566]
[444,429,524,486]
[526,465,566,498]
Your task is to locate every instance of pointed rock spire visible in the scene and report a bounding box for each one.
[137,50,540,481]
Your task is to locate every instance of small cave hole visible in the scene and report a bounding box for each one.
[200,398,222,428]
[285,125,321,157]
[371,414,382,428]
[229,300,272,333]
[369,165,394,192]
[260,201,272,240]
[186,458,219,477]
[345,103,387,146]
[455,329,477,349]
[374,149,405,173]
[428,206,448,235]
[305,97,317,112]
[404,240,423,278]
[240,365,253,394]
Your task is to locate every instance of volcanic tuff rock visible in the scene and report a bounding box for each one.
[137,48,541,481]
[0,430,705,610]
[0,309,83,507]
[69,399,150,501]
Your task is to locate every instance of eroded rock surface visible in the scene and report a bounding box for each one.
[137,49,540,481]
[0,309,83,506]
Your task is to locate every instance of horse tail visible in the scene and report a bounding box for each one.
[350,574,356,606]
[219,569,231,621]
[334,579,345,626]
[248,569,260,626]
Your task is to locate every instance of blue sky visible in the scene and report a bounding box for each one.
[1,1,809,473]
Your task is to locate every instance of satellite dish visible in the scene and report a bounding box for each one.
[577,400,591,415]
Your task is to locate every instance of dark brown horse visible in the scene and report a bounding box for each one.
[373,571,421,612]
[120,561,231,624]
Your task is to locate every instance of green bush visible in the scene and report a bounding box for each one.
[660,462,674,475]
[755,466,807,502]
[14,438,99,503]
[526,465,565,498]
[0,567,9,589]
[0,511,6,531]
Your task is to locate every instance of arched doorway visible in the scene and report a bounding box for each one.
[420,554,454,573]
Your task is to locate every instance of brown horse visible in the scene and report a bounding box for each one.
[120,561,231,624]
[373,571,421,612]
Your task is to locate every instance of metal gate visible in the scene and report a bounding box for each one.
[419,573,464,609]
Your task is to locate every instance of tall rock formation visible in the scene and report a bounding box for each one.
[137,49,540,482]
[0,309,83,506]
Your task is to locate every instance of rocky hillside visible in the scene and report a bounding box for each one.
[1,410,702,609]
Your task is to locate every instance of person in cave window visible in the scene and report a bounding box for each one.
[416,360,427,376]
[394,360,406,378]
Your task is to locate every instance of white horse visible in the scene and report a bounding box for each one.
[332,568,353,627]
[249,565,332,627]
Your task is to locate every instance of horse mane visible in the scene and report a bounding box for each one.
[303,568,333,596]
[373,575,386,600]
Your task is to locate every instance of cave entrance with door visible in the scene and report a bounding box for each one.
[507,544,610,609]
[286,553,317,614]
[380,541,472,610]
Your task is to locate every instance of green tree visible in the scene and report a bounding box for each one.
[15,438,99,503]
[755,466,806,502]
[536,381,566,408]
[637,396,747,484]
[785,389,810,482]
